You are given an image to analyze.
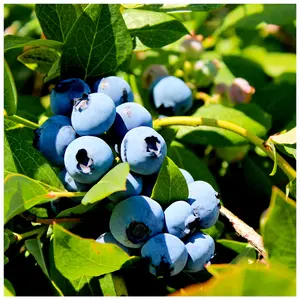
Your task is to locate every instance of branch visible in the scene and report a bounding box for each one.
[37,218,81,224]
[14,225,48,241]
[153,117,296,181]
[220,206,267,258]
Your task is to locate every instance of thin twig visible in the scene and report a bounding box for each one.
[153,117,296,181]
[220,206,267,258]
[36,217,81,225]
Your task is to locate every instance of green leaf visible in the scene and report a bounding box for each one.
[123,9,189,49]
[4,279,16,296]
[175,263,296,296]
[44,58,60,82]
[214,4,295,36]
[61,4,132,80]
[81,163,130,205]
[25,238,65,296]
[17,47,60,74]
[4,174,58,224]
[176,104,272,147]
[287,178,296,199]
[125,4,224,13]
[4,232,11,251]
[222,55,268,89]
[98,273,128,296]
[243,46,296,78]
[151,156,188,206]
[53,223,131,281]
[4,34,62,52]
[4,123,63,189]
[56,202,98,218]
[217,240,249,254]
[252,81,296,132]
[35,4,84,42]
[4,60,18,116]
[49,239,97,296]
[201,221,224,240]
[25,239,50,277]
[270,127,296,145]
[269,127,296,159]
[230,245,257,265]
[236,4,296,29]
[260,187,296,270]
[168,141,219,190]
[4,256,9,265]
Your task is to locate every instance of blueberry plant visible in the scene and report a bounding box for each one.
[4,4,296,296]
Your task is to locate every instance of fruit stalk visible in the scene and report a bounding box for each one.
[4,114,40,129]
[153,117,296,181]
[14,225,48,241]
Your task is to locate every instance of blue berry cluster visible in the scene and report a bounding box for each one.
[105,175,220,277]
[33,74,219,278]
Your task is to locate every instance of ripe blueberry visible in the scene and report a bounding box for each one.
[33,115,76,166]
[179,168,194,184]
[96,232,131,255]
[96,76,134,106]
[64,136,114,184]
[58,169,90,192]
[164,201,199,239]
[141,172,159,197]
[149,76,192,116]
[120,126,167,175]
[50,78,91,116]
[109,195,164,248]
[111,102,153,142]
[71,93,116,136]
[108,172,143,203]
[141,233,188,277]
[188,181,221,229]
[184,232,215,273]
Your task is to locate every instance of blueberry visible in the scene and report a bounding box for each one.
[109,195,164,248]
[111,102,153,142]
[120,126,167,175]
[96,232,131,255]
[71,93,116,136]
[50,78,91,116]
[92,79,102,93]
[164,201,199,239]
[179,168,194,184]
[33,115,76,166]
[149,76,192,116]
[188,181,220,229]
[96,76,134,106]
[108,172,143,203]
[142,172,159,197]
[64,136,114,184]
[141,233,188,277]
[184,232,215,273]
[58,169,90,192]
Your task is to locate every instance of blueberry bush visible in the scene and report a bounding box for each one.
[4,4,296,296]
